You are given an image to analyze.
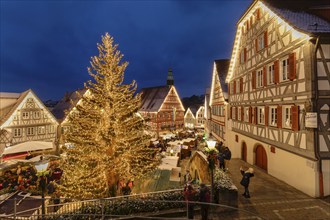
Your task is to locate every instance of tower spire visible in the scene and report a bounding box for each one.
[167,68,174,86]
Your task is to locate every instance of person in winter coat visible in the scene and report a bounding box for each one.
[223,147,232,171]
[184,184,197,219]
[217,153,225,171]
[240,167,254,198]
[199,183,210,220]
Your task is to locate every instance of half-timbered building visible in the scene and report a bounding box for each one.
[195,106,205,128]
[209,60,230,145]
[139,70,185,135]
[51,89,87,145]
[184,108,196,129]
[226,0,330,197]
[0,89,58,155]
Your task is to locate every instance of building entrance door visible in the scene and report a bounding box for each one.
[242,142,247,162]
[255,145,267,172]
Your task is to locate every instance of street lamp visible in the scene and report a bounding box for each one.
[206,140,217,203]
[35,160,49,220]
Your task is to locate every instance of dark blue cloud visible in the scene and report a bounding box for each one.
[1,0,252,101]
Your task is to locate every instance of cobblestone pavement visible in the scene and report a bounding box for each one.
[205,159,330,220]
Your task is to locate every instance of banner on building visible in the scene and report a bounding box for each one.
[305,112,317,128]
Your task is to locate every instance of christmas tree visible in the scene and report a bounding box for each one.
[58,33,160,199]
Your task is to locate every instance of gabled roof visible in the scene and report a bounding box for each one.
[184,108,196,119]
[263,0,330,34]
[0,90,30,125]
[51,88,87,123]
[139,86,171,112]
[215,59,230,93]
[227,0,330,82]
[0,89,58,127]
[196,106,205,117]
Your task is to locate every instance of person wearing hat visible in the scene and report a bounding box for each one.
[239,166,254,198]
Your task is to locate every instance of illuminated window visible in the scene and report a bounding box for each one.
[283,106,292,128]
[238,107,241,121]
[258,34,265,50]
[244,107,250,122]
[33,111,40,119]
[232,107,236,120]
[38,126,46,134]
[256,68,263,88]
[27,127,35,136]
[14,128,22,137]
[22,112,29,119]
[268,63,275,85]
[220,106,225,116]
[269,106,277,126]
[257,107,265,125]
[49,125,55,133]
[280,57,289,81]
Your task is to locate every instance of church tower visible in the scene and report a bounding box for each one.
[166,68,174,86]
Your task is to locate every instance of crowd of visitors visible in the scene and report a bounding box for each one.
[0,161,62,195]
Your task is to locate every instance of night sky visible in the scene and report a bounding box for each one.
[1,0,252,101]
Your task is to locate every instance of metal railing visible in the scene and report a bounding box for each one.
[0,188,265,220]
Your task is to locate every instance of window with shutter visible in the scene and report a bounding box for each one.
[288,52,296,80]
[241,106,244,121]
[268,63,275,85]
[282,105,292,129]
[257,106,265,125]
[244,48,247,62]
[258,33,265,50]
[277,105,282,128]
[280,56,289,82]
[237,107,241,120]
[249,106,252,123]
[269,106,277,126]
[256,68,263,88]
[252,71,256,89]
[291,105,299,131]
[263,66,267,87]
[232,107,236,120]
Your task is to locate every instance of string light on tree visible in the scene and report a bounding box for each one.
[57,33,160,199]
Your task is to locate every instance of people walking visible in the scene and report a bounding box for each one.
[240,166,254,198]
[223,147,232,171]
[217,153,225,171]
[199,183,210,220]
[184,184,197,219]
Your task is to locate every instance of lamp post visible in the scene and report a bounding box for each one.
[206,140,217,203]
[35,160,49,220]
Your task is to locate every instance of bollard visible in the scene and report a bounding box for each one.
[14,198,17,220]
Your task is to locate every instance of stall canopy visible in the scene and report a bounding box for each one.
[2,141,54,156]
